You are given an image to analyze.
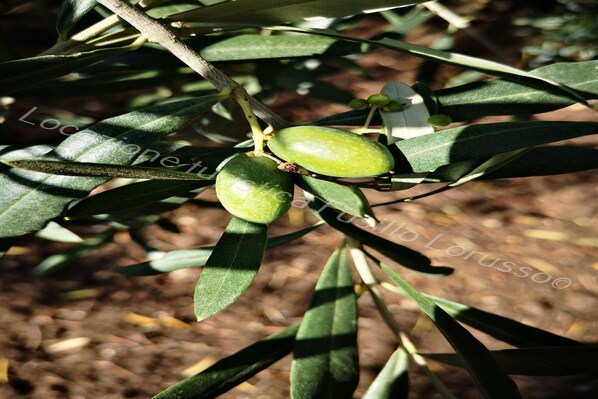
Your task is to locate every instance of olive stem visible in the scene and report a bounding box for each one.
[361,106,378,131]
[95,0,287,130]
[347,240,459,399]
[41,14,122,55]
[232,89,267,155]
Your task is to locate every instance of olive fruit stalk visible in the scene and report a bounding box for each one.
[215,153,294,224]
[266,126,395,178]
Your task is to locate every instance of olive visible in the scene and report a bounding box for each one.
[427,114,453,127]
[267,126,394,178]
[215,153,294,224]
[367,93,391,107]
[348,98,369,110]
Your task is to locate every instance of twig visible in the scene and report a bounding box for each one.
[422,1,501,55]
[41,14,122,55]
[346,239,460,399]
[96,0,287,130]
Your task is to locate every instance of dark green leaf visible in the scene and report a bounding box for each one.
[436,61,598,121]
[269,27,586,104]
[291,244,358,399]
[194,217,267,321]
[153,324,299,399]
[396,122,598,172]
[481,146,598,179]
[0,95,222,239]
[0,46,133,96]
[379,262,522,399]
[56,0,98,39]
[114,223,322,276]
[298,176,379,226]
[428,295,583,348]
[168,0,427,26]
[362,348,409,399]
[199,34,361,61]
[67,180,213,219]
[2,160,213,180]
[422,346,597,376]
[310,199,453,276]
[33,229,117,276]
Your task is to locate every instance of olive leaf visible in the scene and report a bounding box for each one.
[421,346,598,376]
[194,217,268,321]
[0,95,222,239]
[362,348,409,399]
[298,176,379,226]
[114,223,322,276]
[56,0,98,40]
[310,198,453,276]
[380,81,434,144]
[395,121,598,173]
[167,0,427,26]
[153,324,300,399]
[291,244,359,399]
[378,261,523,399]
[66,180,213,219]
[435,60,598,121]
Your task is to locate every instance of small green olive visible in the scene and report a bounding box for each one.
[348,98,369,110]
[216,153,294,224]
[427,114,453,127]
[367,93,391,107]
[384,100,403,112]
[267,126,395,178]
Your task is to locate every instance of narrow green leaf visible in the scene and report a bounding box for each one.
[268,27,587,104]
[33,229,117,276]
[436,60,598,121]
[114,223,322,276]
[194,217,267,321]
[2,160,213,180]
[56,0,98,39]
[481,146,598,179]
[153,324,299,399]
[199,34,361,61]
[379,262,522,399]
[35,221,83,243]
[362,348,409,399]
[0,46,133,96]
[168,0,426,26]
[291,245,358,399]
[298,176,379,227]
[0,95,222,239]
[395,122,598,173]
[375,37,587,105]
[421,346,597,376]
[66,180,213,219]
[428,295,583,348]
[310,199,453,276]
[0,144,55,160]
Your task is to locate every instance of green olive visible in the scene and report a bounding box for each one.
[427,114,452,127]
[216,153,294,224]
[348,98,369,110]
[367,93,391,107]
[384,100,403,112]
[267,126,395,178]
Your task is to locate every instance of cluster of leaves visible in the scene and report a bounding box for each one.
[515,0,598,66]
[0,1,597,398]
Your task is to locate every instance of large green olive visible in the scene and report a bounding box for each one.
[215,153,294,224]
[266,126,395,178]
